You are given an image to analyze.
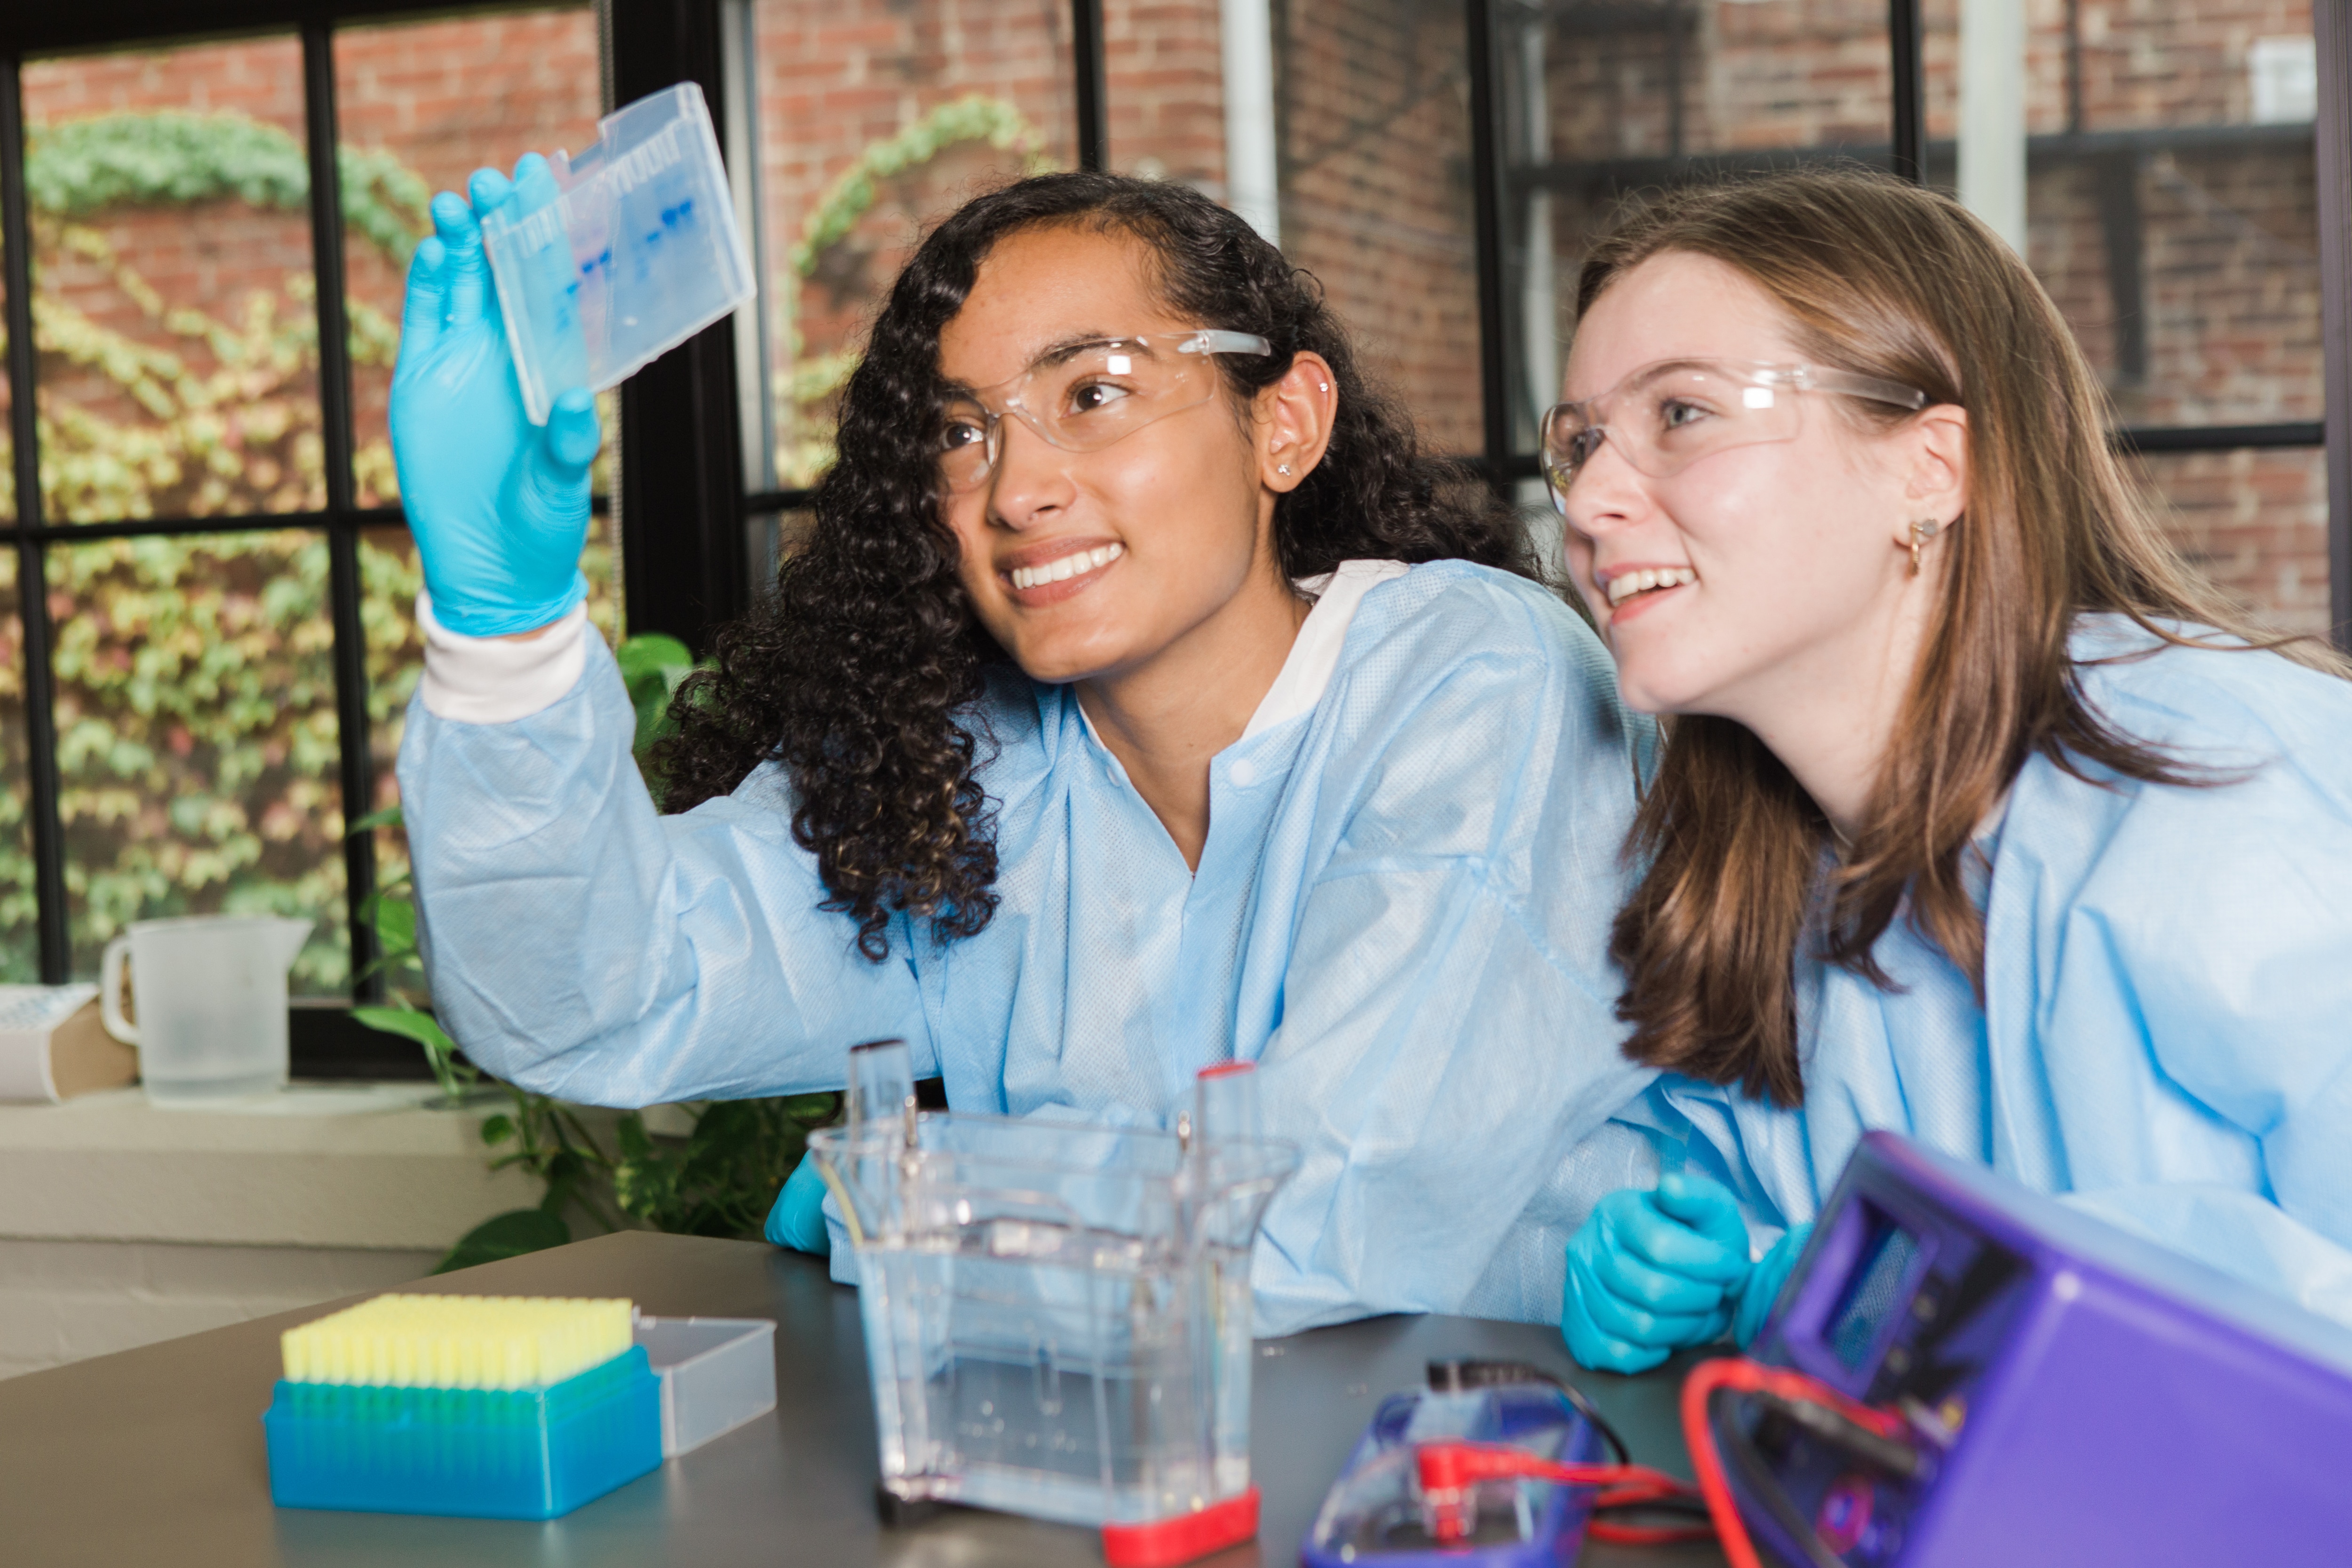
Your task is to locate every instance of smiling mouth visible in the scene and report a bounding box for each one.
[1605,566,1697,607]
[1009,542,1124,590]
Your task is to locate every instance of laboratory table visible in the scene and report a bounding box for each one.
[0,1232,1726,1568]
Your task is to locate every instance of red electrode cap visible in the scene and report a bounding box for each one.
[1099,1487,1260,1568]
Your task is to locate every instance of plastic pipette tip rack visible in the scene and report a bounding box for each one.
[264,1294,661,1520]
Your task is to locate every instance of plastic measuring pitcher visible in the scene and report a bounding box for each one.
[99,915,311,1103]
[480,81,756,424]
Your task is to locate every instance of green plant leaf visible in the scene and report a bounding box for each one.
[613,632,693,685]
[347,804,404,834]
[364,893,416,952]
[431,1208,571,1274]
[350,1004,451,1051]
[479,1113,515,1146]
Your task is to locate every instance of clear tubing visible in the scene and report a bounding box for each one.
[1194,1061,1261,1146]
[847,1038,916,1131]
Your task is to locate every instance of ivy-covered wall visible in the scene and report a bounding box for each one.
[0,18,614,986]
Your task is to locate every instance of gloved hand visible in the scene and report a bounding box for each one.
[1561,1172,1756,1373]
[389,154,598,637]
[1734,1222,1813,1347]
[764,1149,832,1255]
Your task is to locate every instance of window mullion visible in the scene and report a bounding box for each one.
[1464,0,1511,486]
[0,56,70,983]
[1890,0,1927,184]
[2319,0,2352,652]
[300,21,383,1005]
[1072,0,1108,173]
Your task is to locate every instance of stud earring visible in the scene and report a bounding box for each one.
[1277,463,1292,477]
[1908,517,1942,577]
[1318,381,1329,391]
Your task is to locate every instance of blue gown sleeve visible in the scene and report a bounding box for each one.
[1245,589,1655,1334]
[2000,642,2352,1281]
[396,635,935,1106]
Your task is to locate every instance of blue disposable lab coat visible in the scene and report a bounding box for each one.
[397,561,1661,1333]
[1635,618,2352,1322]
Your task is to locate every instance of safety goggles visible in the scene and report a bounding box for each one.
[1539,359,1930,512]
[938,329,1273,494]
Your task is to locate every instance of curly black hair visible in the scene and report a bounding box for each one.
[653,170,1537,960]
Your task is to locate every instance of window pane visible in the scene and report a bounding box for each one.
[334,7,606,509]
[1931,0,2327,630]
[24,36,323,524]
[1100,0,1483,457]
[1929,0,2321,427]
[50,533,347,992]
[0,550,33,981]
[0,230,12,523]
[1282,0,1480,457]
[2130,446,2329,637]
[737,0,1079,493]
[1499,0,1894,452]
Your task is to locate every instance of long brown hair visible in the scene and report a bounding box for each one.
[1586,166,2346,1107]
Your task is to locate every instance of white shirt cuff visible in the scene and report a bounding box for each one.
[417,592,591,724]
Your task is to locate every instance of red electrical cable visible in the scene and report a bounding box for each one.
[1411,1441,1710,1547]
[1677,1358,1910,1568]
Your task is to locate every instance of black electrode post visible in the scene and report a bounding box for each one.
[0,58,70,983]
[2319,0,2352,650]
[1072,0,1110,174]
[1888,0,1927,185]
[608,0,748,657]
[300,20,383,1003]
[1465,0,1515,497]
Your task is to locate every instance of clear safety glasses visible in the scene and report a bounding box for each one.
[937,329,1272,494]
[1538,359,1930,512]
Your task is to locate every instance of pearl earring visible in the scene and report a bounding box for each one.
[1908,517,1941,576]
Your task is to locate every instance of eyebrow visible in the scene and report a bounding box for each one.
[939,331,1154,397]
[1563,356,1730,404]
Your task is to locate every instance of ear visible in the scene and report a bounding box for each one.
[1253,351,1338,493]
[1898,403,1970,541]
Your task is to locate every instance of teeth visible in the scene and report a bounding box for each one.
[1605,566,1696,606]
[1011,542,1123,591]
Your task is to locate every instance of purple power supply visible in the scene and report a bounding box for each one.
[1737,1131,2352,1568]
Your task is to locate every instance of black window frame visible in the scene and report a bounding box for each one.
[4,0,2349,1077]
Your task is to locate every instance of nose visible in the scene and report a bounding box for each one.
[985,413,1076,529]
[1557,429,1651,540]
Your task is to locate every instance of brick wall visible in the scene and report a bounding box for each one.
[9,0,2334,632]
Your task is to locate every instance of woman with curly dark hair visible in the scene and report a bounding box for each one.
[389,164,1656,1331]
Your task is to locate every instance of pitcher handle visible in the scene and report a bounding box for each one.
[100,934,138,1045]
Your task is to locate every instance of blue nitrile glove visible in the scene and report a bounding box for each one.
[764,1150,832,1255]
[389,154,597,637]
[1734,1222,1813,1348]
[1561,1172,1756,1373]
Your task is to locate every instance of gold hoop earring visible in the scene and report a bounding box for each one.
[1908,517,1941,577]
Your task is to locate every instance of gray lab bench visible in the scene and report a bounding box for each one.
[0,1232,1726,1567]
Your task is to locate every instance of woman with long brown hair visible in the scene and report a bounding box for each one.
[1542,166,2352,1372]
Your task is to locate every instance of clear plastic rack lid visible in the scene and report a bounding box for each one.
[481,82,756,424]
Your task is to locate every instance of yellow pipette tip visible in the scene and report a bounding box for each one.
[279,1294,635,1390]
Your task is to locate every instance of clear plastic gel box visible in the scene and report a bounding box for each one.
[482,82,756,424]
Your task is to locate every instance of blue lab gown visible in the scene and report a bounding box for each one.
[1630,617,2352,1321]
[397,560,1662,1333]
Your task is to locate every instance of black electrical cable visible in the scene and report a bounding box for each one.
[1711,1387,1850,1568]
[1751,1390,1924,1481]
[1425,1359,1633,1466]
